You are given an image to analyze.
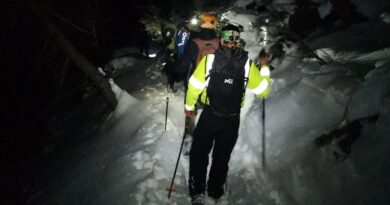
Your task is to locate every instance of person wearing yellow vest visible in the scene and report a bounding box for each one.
[184,24,271,205]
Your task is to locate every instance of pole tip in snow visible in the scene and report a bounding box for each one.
[166,187,176,192]
[166,187,176,199]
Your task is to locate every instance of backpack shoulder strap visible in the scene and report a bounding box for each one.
[204,54,215,86]
[244,58,252,91]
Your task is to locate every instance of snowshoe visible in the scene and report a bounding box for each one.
[207,183,229,204]
[169,84,177,93]
[211,195,228,205]
[192,194,205,205]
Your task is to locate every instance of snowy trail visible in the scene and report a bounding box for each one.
[27,56,192,205]
[86,55,284,205]
[91,58,192,205]
[103,56,293,205]
[34,49,389,204]
[29,18,390,204]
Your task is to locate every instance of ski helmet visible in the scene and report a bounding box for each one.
[200,12,217,29]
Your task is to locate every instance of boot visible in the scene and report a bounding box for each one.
[192,194,205,205]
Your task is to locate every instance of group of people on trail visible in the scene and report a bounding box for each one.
[164,12,271,205]
[161,13,219,92]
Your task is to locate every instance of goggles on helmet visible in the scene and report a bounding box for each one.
[221,30,240,42]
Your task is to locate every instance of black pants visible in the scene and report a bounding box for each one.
[188,107,240,198]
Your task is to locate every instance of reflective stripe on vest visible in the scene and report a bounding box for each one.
[244,59,251,88]
[189,76,206,90]
[205,54,215,87]
[251,79,269,95]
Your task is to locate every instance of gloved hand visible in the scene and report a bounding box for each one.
[185,110,195,118]
[259,49,269,65]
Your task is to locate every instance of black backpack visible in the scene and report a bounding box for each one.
[206,48,250,116]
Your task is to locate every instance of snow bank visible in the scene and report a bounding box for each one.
[317,1,332,19]
[233,0,254,8]
[381,12,390,23]
[347,61,390,121]
[351,0,386,18]
[309,21,390,52]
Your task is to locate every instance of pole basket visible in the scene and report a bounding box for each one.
[166,187,176,192]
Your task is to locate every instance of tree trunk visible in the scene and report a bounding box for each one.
[30,0,117,110]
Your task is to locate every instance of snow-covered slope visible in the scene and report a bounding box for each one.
[27,15,390,205]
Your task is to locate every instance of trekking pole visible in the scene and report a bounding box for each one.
[164,81,169,131]
[167,117,189,199]
[261,98,266,169]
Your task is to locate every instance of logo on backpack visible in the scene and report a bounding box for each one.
[176,27,190,57]
[224,78,234,84]
[177,32,188,46]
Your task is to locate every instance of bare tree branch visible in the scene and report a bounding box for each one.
[52,12,90,33]
[30,0,117,110]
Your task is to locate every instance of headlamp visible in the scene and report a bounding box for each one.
[191,18,198,25]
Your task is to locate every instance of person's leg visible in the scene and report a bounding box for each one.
[207,116,240,199]
[145,42,149,57]
[189,109,216,199]
[164,61,177,92]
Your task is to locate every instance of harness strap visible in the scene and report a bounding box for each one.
[244,59,251,91]
[204,54,215,86]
